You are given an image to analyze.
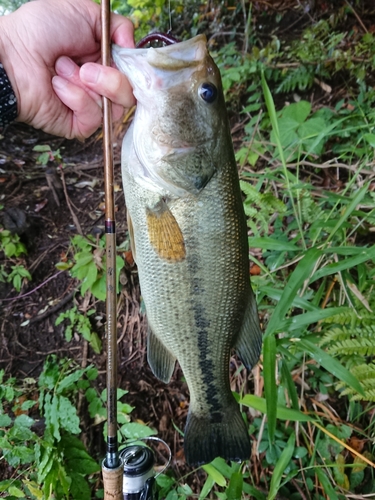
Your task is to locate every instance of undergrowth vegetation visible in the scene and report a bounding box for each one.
[1,1,375,499]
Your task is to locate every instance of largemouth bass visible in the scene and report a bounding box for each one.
[113,35,262,466]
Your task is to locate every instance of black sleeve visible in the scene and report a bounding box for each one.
[0,63,18,127]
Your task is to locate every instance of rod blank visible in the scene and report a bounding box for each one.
[100,0,122,498]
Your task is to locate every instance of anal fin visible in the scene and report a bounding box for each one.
[147,326,176,383]
[234,288,262,370]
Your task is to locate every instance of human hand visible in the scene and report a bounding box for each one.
[0,0,135,139]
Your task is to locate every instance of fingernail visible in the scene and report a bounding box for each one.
[55,56,76,77]
[80,63,100,84]
[52,75,68,90]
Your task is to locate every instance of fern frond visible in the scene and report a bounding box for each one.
[321,307,374,327]
[337,363,375,402]
[240,181,261,203]
[276,65,315,94]
[320,324,375,346]
[321,323,375,402]
[327,338,375,357]
[261,193,287,214]
[299,191,324,224]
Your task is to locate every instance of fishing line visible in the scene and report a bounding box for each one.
[168,0,172,34]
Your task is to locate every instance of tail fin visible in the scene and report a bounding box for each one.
[184,404,250,466]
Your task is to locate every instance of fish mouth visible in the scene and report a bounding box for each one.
[112,35,209,92]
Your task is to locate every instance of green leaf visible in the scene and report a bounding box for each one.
[33,144,51,152]
[0,480,14,492]
[296,338,365,396]
[20,400,37,411]
[261,72,287,167]
[226,471,243,500]
[265,248,322,337]
[90,332,102,354]
[58,396,81,435]
[9,423,34,441]
[59,434,85,451]
[310,246,375,283]
[120,422,156,439]
[279,307,344,332]
[55,261,72,271]
[14,414,34,428]
[80,263,98,296]
[241,395,313,422]
[38,152,50,165]
[326,185,368,241]
[22,480,43,500]
[8,485,25,498]
[267,432,295,500]
[210,457,236,478]
[280,360,299,411]
[294,446,308,459]
[248,237,299,252]
[281,100,311,123]
[263,335,277,444]
[67,458,100,475]
[69,472,92,500]
[8,444,34,465]
[364,132,375,147]
[12,274,21,292]
[57,368,86,393]
[202,464,227,487]
[45,393,61,441]
[90,274,106,301]
[0,414,12,427]
[36,444,54,483]
[261,286,317,312]
[315,468,339,500]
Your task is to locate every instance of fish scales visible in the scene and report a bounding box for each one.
[113,35,262,466]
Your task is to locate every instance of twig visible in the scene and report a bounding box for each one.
[28,290,75,324]
[59,167,83,235]
[313,421,375,469]
[291,478,308,500]
[1,270,64,302]
[29,243,61,273]
[344,0,368,33]
[320,277,337,309]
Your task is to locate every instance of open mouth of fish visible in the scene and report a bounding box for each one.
[112,35,208,96]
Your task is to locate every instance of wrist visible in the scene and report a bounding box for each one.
[0,15,20,125]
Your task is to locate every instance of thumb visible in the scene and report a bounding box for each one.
[80,63,135,108]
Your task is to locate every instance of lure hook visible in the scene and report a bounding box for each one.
[136,32,179,48]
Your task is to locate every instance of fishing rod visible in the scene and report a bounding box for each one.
[101,0,123,498]
[100,2,174,496]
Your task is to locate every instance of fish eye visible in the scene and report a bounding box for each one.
[198,83,218,104]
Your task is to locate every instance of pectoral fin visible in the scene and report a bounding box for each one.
[147,326,176,383]
[234,289,262,370]
[146,200,186,262]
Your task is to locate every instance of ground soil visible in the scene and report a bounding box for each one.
[0,119,218,490]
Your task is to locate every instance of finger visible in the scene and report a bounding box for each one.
[55,56,102,107]
[112,103,126,122]
[110,13,135,48]
[52,75,102,139]
[80,63,135,108]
